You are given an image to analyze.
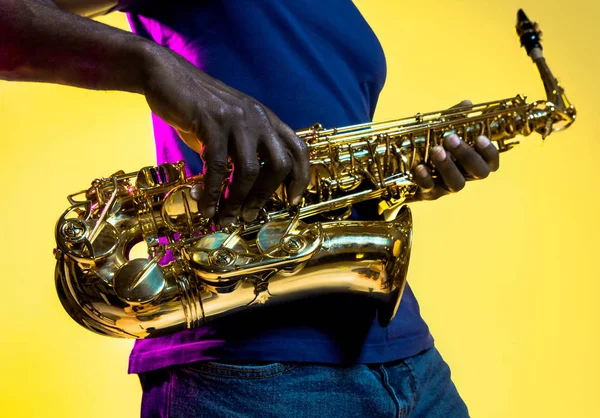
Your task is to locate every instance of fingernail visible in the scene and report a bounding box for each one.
[242,208,259,222]
[290,195,301,206]
[446,134,460,149]
[415,165,428,179]
[477,136,491,148]
[432,146,446,161]
[190,184,203,201]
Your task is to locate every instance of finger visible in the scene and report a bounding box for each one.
[475,136,500,172]
[218,129,260,225]
[442,100,473,118]
[194,137,229,219]
[430,145,465,192]
[278,124,310,205]
[450,99,473,109]
[240,132,293,222]
[413,164,435,193]
[444,134,490,180]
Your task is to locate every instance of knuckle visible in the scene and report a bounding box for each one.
[294,137,309,156]
[204,187,222,202]
[271,155,292,173]
[456,145,477,161]
[281,126,308,154]
[434,159,451,172]
[458,151,483,170]
[214,105,229,122]
[245,98,266,117]
[208,159,229,175]
[231,105,246,119]
[215,104,245,123]
[238,161,260,179]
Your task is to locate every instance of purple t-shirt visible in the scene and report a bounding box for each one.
[119,0,434,374]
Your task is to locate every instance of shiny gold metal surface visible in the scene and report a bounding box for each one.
[54,10,575,338]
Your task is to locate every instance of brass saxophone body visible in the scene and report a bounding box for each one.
[54,10,575,338]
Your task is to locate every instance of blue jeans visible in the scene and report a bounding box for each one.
[139,346,469,417]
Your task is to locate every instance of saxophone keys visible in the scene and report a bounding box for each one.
[135,163,184,190]
[208,248,237,267]
[113,258,166,305]
[186,232,254,285]
[256,219,308,254]
[56,217,119,260]
[162,185,209,234]
[281,235,307,254]
[59,218,89,243]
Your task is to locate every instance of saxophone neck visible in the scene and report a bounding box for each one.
[516,9,576,135]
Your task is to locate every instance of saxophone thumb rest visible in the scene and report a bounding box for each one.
[53,10,575,339]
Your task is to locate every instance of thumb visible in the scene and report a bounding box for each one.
[450,99,473,109]
[176,129,204,154]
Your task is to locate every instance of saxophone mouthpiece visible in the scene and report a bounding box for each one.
[515,8,576,128]
[516,9,543,56]
[516,9,528,23]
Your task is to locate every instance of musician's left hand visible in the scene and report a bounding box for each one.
[411,100,500,201]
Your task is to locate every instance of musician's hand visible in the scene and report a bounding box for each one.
[411,100,500,201]
[141,45,310,225]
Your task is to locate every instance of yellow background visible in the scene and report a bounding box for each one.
[1,0,598,416]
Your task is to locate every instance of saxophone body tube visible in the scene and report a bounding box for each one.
[55,204,412,339]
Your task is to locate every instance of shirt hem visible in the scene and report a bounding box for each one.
[128,333,435,374]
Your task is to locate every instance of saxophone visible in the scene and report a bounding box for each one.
[54,10,575,338]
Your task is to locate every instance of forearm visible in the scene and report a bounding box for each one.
[0,0,152,93]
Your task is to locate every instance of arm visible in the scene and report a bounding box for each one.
[0,0,146,92]
[0,0,310,224]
